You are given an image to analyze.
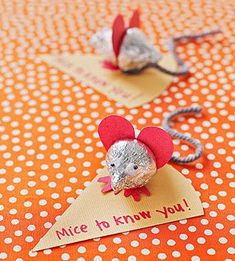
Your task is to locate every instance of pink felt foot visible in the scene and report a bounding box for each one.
[102,60,119,71]
[97,176,113,193]
[124,186,151,202]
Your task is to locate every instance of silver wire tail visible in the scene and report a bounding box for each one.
[162,106,203,164]
[124,29,221,76]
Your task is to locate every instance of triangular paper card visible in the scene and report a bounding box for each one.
[33,165,203,252]
[40,53,176,108]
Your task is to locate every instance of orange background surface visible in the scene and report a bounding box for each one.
[0,0,234,260]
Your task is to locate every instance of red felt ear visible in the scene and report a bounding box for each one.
[98,115,135,151]
[129,10,140,28]
[137,127,173,169]
[112,14,126,58]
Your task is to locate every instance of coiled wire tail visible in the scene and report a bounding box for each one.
[162,106,203,164]
[124,29,222,76]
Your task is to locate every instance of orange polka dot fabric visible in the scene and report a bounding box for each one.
[0,0,234,260]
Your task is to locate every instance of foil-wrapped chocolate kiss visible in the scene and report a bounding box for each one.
[98,115,174,193]
[91,10,221,76]
[106,139,157,193]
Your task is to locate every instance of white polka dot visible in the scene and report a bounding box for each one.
[43,249,52,255]
[118,247,126,254]
[13,245,22,252]
[227,215,235,221]
[27,225,36,231]
[139,233,147,239]
[168,225,177,231]
[77,246,86,254]
[141,248,150,255]
[158,253,167,260]
[151,227,159,234]
[172,250,181,257]
[61,253,70,260]
[230,228,235,235]
[0,226,5,232]
[197,237,206,244]
[113,237,121,244]
[179,233,188,240]
[186,243,194,250]
[204,229,213,235]
[131,240,139,247]
[0,253,8,259]
[4,237,12,244]
[152,238,160,245]
[98,244,106,252]
[25,236,34,242]
[227,247,235,254]
[167,239,176,246]
[207,248,216,255]
[14,230,22,236]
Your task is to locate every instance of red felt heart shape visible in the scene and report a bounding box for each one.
[98,115,135,151]
[112,14,126,58]
[137,127,173,169]
[129,10,140,28]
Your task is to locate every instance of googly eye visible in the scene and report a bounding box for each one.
[110,163,115,167]
[133,164,138,170]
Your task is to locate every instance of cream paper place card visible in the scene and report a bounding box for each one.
[40,53,176,108]
[33,165,203,251]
